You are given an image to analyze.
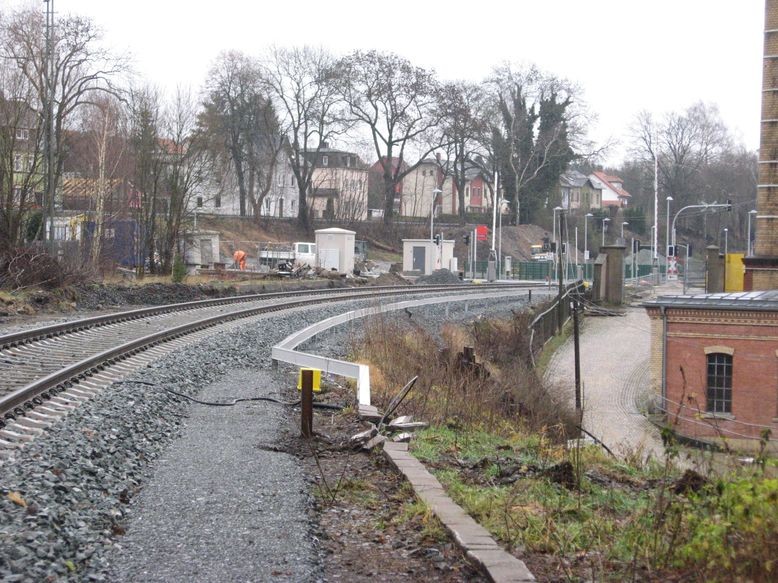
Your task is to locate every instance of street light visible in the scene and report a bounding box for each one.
[665,196,673,258]
[584,213,593,263]
[430,188,442,240]
[601,217,610,246]
[747,209,757,256]
[621,221,629,239]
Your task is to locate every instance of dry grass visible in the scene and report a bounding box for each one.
[355,312,577,440]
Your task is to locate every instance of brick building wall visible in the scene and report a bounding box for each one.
[647,310,663,397]
[650,306,778,443]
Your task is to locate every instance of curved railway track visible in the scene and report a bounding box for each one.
[0,283,535,431]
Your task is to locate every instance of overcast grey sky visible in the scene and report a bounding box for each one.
[9,0,765,165]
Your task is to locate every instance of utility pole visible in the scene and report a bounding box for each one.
[43,0,56,246]
[572,299,582,413]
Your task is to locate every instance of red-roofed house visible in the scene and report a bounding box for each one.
[589,171,631,208]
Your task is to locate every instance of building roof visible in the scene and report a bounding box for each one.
[560,170,589,188]
[591,171,631,199]
[315,227,356,235]
[645,290,778,312]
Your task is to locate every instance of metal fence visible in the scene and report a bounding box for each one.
[527,281,585,366]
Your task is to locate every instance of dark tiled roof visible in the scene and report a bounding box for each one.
[645,290,778,311]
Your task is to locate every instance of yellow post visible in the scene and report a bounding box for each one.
[297,368,321,392]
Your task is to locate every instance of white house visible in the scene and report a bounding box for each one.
[589,171,631,208]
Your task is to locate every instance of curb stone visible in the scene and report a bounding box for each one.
[383,442,535,582]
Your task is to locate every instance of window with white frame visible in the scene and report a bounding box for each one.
[16,128,29,141]
[322,155,328,167]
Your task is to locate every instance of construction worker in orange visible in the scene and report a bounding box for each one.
[233,249,247,271]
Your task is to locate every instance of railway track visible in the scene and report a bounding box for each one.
[0,283,535,435]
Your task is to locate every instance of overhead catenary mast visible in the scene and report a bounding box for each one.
[43,0,56,245]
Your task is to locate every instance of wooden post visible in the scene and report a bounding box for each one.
[301,368,313,438]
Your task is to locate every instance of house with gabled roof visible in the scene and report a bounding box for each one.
[589,171,631,208]
[559,170,601,210]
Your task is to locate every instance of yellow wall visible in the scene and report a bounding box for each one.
[724,253,745,292]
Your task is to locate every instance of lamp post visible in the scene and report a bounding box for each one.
[621,221,629,239]
[601,217,610,247]
[584,213,593,259]
[665,196,673,258]
[747,209,757,256]
[723,227,728,256]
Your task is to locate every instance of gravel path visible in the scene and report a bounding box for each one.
[545,306,665,459]
[107,369,315,583]
[0,291,533,582]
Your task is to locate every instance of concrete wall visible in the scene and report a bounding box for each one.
[592,253,607,303]
[705,246,724,293]
[601,245,625,305]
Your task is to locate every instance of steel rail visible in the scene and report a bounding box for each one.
[0,284,538,419]
[0,283,523,350]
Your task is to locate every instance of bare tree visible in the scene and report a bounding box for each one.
[1,7,127,242]
[159,88,211,272]
[260,46,346,231]
[631,103,750,244]
[488,64,584,224]
[0,56,44,249]
[437,81,488,223]
[632,103,731,208]
[339,50,442,224]
[128,86,164,276]
[200,51,279,219]
[79,95,126,268]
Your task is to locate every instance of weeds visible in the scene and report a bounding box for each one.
[356,313,577,439]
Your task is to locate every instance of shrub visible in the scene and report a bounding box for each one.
[677,477,778,581]
[356,312,577,439]
[171,254,187,283]
[0,246,89,290]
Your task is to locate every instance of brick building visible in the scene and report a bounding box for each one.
[645,292,778,448]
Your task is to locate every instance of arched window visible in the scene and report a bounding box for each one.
[706,352,732,414]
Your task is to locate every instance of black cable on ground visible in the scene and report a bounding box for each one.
[117,380,343,410]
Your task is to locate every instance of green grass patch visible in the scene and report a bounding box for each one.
[410,424,778,580]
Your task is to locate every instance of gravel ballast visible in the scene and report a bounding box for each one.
[0,291,541,581]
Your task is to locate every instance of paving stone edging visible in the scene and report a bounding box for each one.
[383,442,536,582]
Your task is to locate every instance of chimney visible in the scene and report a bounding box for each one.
[744,0,778,289]
[320,141,329,149]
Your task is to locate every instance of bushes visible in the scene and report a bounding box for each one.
[356,312,577,439]
[171,254,187,283]
[677,477,778,581]
[0,246,89,290]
